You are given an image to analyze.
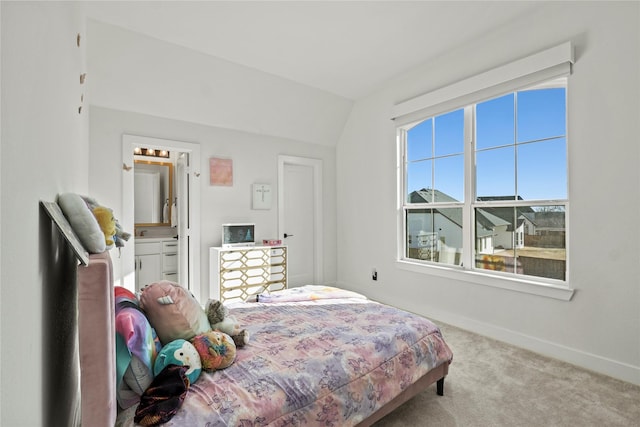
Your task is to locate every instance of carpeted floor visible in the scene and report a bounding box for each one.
[374,322,640,426]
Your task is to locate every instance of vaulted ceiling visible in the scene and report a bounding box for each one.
[84,1,544,101]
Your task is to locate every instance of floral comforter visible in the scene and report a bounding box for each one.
[117,297,453,426]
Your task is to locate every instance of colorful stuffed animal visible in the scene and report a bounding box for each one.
[154,339,202,385]
[205,299,250,348]
[92,206,116,249]
[190,330,237,372]
[82,195,131,249]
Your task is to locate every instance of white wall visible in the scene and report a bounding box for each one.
[87,21,341,303]
[1,2,89,426]
[87,20,353,147]
[336,2,640,384]
[89,106,337,302]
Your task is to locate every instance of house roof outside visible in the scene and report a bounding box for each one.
[409,188,511,237]
[409,188,463,227]
[410,189,564,236]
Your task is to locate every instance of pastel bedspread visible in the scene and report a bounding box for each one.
[117,298,453,426]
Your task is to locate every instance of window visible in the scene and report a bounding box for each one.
[399,78,567,284]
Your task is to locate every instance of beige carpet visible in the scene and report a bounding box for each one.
[374,322,640,427]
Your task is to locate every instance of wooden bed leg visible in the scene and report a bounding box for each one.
[436,377,444,396]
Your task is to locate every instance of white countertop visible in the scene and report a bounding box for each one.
[134,236,178,243]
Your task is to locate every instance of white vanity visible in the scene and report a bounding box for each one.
[134,237,179,289]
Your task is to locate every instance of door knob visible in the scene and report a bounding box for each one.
[284,233,294,238]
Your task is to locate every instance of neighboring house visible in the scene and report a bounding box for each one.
[408,190,566,256]
[407,188,462,251]
[476,196,532,253]
[409,189,518,255]
[476,210,511,254]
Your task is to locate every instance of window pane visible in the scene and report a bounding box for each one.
[434,109,464,156]
[475,205,566,280]
[476,93,514,150]
[517,87,566,143]
[407,118,432,161]
[475,207,517,273]
[406,208,463,265]
[515,205,566,280]
[517,139,567,200]
[434,154,464,202]
[406,160,432,202]
[476,146,515,199]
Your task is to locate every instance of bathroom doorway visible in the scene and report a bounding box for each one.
[122,135,202,300]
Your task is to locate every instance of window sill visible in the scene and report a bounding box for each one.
[396,259,575,301]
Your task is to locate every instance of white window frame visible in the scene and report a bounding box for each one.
[393,43,575,301]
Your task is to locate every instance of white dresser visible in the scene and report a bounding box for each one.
[209,245,287,303]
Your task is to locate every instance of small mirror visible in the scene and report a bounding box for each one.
[134,160,173,226]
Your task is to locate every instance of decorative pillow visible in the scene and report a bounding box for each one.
[139,281,211,345]
[123,355,154,395]
[115,286,162,409]
[154,339,202,385]
[191,331,237,371]
[57,192,106,253]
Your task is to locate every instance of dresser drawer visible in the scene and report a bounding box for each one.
[162,252,178,272]
[162,240,178,254]
[163,271,178,281]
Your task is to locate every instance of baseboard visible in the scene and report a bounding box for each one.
[423,309,640,386]
[336,281,640,385]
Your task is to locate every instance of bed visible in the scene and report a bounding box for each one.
[109,285,453,426]
[54,199,447,425]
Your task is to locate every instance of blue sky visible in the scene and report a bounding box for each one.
[407,87,566,202]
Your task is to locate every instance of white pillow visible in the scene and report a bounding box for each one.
[58,193,106,254]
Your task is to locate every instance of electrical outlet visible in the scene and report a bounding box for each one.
[371,268,378,281]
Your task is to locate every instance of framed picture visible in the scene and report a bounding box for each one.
[252,183,272,210]
[209,157,233,186]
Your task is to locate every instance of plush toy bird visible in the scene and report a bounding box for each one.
[154,339,202,385]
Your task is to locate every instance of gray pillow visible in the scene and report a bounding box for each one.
[58,193,106,253]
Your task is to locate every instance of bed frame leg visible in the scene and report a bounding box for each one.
[436,377,444,396]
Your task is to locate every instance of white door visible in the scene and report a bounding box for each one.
[278,156,323,287]
[176,153,190,286]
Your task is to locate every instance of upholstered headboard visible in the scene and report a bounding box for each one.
[77,251,117,427]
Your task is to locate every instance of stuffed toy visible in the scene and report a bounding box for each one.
[140,281,211,346]
[190,330,237,372]
[93,206,116,249]
[205,299,250,348]
[154,339,202,385]
[82,195,131,249]
[113,217,132,248]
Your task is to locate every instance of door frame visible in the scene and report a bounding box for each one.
[122,134,202,300]
[277,155,324,285]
